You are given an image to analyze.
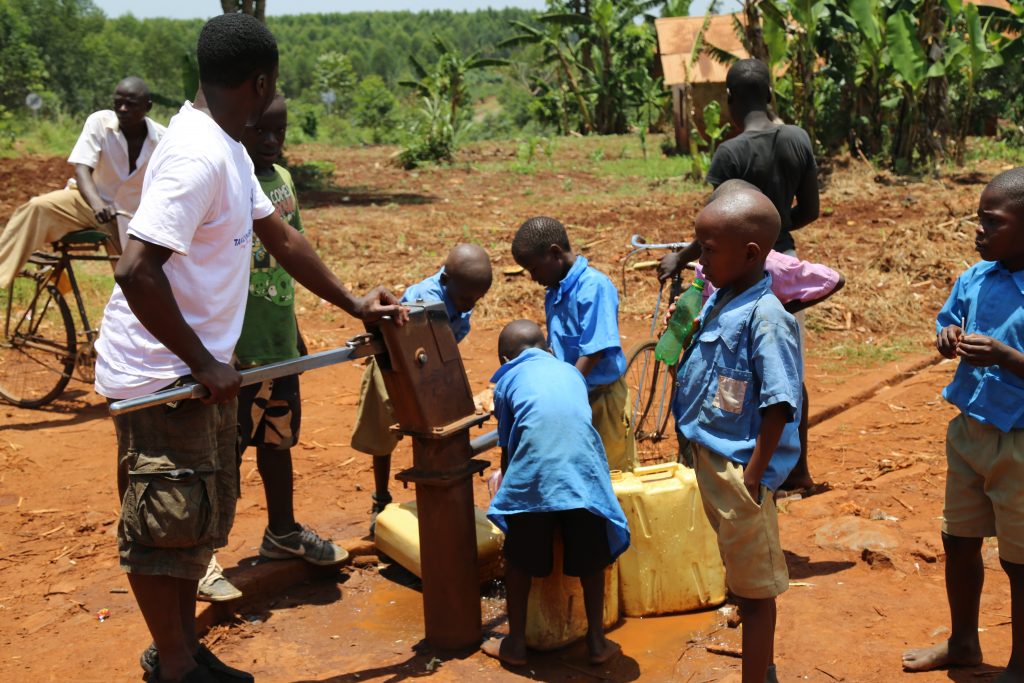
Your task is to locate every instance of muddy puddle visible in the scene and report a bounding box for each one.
[207,563,721,682]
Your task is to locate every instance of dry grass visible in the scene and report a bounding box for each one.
[0,137,1002,366]
[288,137,997,366]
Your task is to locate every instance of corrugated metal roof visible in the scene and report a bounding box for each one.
[656,13,748,86]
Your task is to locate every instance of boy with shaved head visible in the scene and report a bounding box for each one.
[482,320,629,668]
[0,76,165,287]
[352,243,492,531]
[673,188,802,683]
[903,169,1024,681]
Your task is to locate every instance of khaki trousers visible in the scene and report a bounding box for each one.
[0,188,118,289]
[591,375,638,472]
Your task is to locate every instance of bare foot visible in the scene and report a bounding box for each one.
[781,473,816,490]
[481,637,527,667]
[902,640,982,672]
[776,481,832,500]
[587,637,622,666]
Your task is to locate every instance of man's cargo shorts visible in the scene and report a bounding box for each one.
[113,396,239,581]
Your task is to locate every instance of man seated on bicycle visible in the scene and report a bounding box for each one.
[0,76,165,289]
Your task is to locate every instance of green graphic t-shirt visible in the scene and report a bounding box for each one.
[235,164,303,366]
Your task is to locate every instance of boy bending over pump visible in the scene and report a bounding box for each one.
[511,217,636,472]
[674,189,803,683]
[351,244,492,532]
[903,169,1024,681]
[482,320,630,667]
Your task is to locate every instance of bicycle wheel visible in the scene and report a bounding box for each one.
[624,339,678,466]
[0,276,76,407]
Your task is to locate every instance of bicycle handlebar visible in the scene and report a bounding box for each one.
[629,234,691,251]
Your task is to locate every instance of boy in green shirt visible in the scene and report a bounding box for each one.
[198,93,347,602]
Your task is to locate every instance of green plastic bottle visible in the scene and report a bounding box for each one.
[655,278,705,366]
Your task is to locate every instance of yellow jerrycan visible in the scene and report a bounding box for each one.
[374,501,505,583]
[525,531,620,651]
[611,462,726,617]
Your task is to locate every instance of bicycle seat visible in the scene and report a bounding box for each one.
[56,229,110,246]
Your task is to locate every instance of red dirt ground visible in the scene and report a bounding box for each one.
[0,139,1007,682]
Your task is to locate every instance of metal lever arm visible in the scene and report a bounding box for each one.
[109,334,384,416]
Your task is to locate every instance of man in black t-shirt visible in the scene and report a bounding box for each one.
[660,58,823,494]
[707,58,819,255]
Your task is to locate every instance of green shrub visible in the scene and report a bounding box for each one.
[397,96,465,169]
[288,160,336,191]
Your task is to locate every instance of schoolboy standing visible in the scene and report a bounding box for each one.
[903,169,1024,681]
[96,15,404,683]
[350,243,492,532]
[674,189,802,683]
[511,216,636,472]
[188,93,348,606]
[481,320,630,668]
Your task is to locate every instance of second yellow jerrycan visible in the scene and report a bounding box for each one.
[524,531,620,651]
[374,501,505,583]
[611,462,726,617]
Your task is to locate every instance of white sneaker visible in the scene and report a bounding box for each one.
[197,555,242,602]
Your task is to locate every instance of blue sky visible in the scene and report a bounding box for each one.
[91,0,732,19]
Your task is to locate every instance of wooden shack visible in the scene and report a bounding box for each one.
[655,13,747,153]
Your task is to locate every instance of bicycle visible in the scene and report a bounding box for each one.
[0,223,121,407]
[621,234,695,466]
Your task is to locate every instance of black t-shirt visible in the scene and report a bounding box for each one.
[705,124,817,253]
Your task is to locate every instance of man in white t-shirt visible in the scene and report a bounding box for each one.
[0,77,164,288]
[95,15,405,683]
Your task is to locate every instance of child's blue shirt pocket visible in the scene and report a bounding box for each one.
[699,364,754,438]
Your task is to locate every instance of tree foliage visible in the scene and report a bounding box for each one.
[719,0,1019,172]
[314,51,357,113]
[502,0,668,136]
[0,2,534,117]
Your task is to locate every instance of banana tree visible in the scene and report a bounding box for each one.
[946,0,1004,164]
[500,15,596,133]
[886,9,947,171]
[841,0,886,156]
[502,0,666,135]
[400,34,509,128]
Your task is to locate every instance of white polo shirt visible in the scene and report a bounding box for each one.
[67,110,166,244]
[95,102,275,399]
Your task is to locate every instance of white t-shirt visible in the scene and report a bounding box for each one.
[95,102,275,399]
[66,110,166,246]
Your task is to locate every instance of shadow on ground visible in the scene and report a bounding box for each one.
[301,189,437,208]
[294,646,643,683]
[785,550,856,580]
[1,391,108,431]
[946,662,1004,681]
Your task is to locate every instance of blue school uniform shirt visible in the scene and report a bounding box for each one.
[936,260,1024,432]
[673,273,803,490]
[487,348,631,560]
[401,268,472,343]
[545,256,626,391]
